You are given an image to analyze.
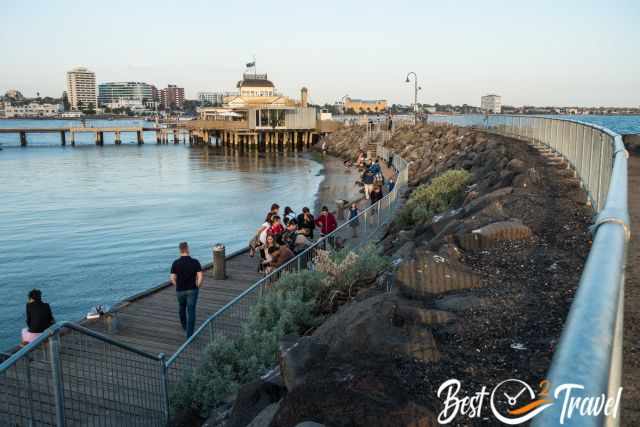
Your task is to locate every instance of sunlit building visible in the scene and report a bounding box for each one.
[160,85,185,109]
[98,82,156,106]
[343,97,388,113]
[191,72,324,147]
[481,94,502,114]
[66,67,97,110]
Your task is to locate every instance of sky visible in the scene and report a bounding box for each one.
[1,0,639,107]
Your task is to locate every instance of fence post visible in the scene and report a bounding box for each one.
[297,256,301,272]
[363,210,368,235]
[596,133,607,211]
[26,356,35,425]
[49,334,65,427]
[159,353,170,424]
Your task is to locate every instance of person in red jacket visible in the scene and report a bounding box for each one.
[315,206,337,237]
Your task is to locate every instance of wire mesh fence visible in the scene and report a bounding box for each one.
[427,114,617,213]
[0,324,167,427]
[428,113,628,426]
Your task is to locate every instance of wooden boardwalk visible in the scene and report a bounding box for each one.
[84,252,262,357]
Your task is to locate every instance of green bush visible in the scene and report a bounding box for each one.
[169,247,391,419]
[169,270,326,417]
[398,169,471,226]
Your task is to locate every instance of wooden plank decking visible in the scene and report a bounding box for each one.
[84,252,262,357]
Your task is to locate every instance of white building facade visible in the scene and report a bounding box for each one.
[66,67,97,110]
[4,103,62,118]
[98,82,155,106]
[197,92,225,105]
[481,94,502,114]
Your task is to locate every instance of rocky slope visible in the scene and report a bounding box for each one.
[224,123,593,427]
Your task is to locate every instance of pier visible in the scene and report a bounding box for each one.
[85,250,261,356]
[0,125,192,146]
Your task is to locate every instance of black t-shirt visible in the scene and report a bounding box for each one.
[26,301,54,333]
[170,256,202,291]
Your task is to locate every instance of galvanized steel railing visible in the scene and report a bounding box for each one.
[165,147,409,382]
[431,114,629,426]
[0,137,409,426]
[0,322,169,426]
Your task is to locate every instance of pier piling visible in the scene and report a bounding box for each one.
[19,131,27,146]
[60,130,66,146]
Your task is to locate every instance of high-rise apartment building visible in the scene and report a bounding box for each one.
[481,94,502,114]
[98,82,156,105]
[66,67,97,110]
[160,85,185,109]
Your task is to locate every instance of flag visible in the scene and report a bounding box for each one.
[246,61,255,68]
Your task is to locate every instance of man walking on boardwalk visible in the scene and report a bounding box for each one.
[170,242,203,338]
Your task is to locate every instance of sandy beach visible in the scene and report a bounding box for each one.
[311,153,363,214]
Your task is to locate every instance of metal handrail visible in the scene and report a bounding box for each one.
[429,114,628,426]
[0,320,169,426]
[166,150,408,367]
[0,321,162,372]
[531,123,628,427]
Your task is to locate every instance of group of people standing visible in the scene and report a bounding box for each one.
[354,152,395,205]
[250,203,338,274]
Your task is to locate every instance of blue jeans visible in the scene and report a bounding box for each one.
[176,288,199,338]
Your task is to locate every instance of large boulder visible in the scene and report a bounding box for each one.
[226,379,286,427]
[395,248,482,298]
[463,187,513,214]
[312,292,449,363]
[270,356,437,427]
[247,402,280,427]
[279,336,329,392]
[456,219,532,251]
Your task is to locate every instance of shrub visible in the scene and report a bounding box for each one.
[399,169,471,226]
[169,246,391,419]
[169,269,326,418]
[313,244,391,311]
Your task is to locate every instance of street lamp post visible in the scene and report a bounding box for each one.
[405,72,421,125]
[340,94,349,115]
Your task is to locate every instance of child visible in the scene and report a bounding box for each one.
[269,215,285,243]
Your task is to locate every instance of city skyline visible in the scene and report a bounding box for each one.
[1,0,639,107]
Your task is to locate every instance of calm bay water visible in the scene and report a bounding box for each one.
[0,120,323,349]
[1,115,637,350]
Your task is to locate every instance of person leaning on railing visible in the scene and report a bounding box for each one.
[21,289,55,346]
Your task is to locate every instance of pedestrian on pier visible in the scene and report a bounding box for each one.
[266,245,295,273]
[297,207,316,240]
[316,206,337,238]
[21,289,55,346]
[170,242,203,338]
[362,167,375,199]
[269,215,285,243]
[370,185,384,206]
[283,206,297,226]
[387,177,396,193]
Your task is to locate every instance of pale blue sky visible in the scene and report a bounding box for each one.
[1,0,638,106]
